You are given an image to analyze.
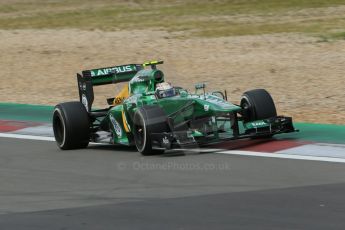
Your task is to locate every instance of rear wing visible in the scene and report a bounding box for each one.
[77,61,163,111]
[81,64,142,86]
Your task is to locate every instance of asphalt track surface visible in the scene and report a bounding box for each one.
[1,137,345,229]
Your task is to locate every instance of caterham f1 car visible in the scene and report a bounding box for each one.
[52,61,296,155]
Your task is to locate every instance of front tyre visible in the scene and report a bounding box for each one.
[240,89,277,122]
[133,106,169,156]
[240,89,277,139]
[53,101,90,150]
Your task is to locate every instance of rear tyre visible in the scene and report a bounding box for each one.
[133,105,169,156]
[240,89,277,122]
[53,101,90,150]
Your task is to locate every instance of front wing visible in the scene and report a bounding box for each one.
[150,116,297,150]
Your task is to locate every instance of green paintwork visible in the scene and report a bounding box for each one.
[0,103,344,144]
[243,120,269,129]
[103,67,243,144]
[89,64,139,86]
[0,62,336,149]
[108,105,130,145]
[154,95,241,125]
[128,69,164,95]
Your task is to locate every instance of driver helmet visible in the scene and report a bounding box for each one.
[155,82,176,98]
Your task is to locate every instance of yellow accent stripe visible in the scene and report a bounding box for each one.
[143,60,163,66]
[122,110,130,132]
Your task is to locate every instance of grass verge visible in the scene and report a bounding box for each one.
[0,0,345,38]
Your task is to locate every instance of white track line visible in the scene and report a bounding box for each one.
[0,133,55,141]
[0,133,110,145]
[1,133,345,163]
[220,150,345,163]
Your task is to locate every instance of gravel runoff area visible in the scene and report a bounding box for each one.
[0,29,344,124]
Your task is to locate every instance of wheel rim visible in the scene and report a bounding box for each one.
[241,100,249,110]
[241,96,253,122]
[134,114,146,151]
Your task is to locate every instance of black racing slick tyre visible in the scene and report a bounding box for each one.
[240,89,277,122]
[133,105,169,156]
[53,101,90,150]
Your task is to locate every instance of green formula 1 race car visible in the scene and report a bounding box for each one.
[52,60,297,155]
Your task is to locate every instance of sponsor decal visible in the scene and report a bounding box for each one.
[207,95,232,108]
[78,82,86,91]
[130,75,148,83]
[162,136,169,145]
[162,136,171,148]
[251,121,266,127]
[204,104,210,111]
[81,94,89,112]
[91,65,135,77]
[109,114,123,137]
